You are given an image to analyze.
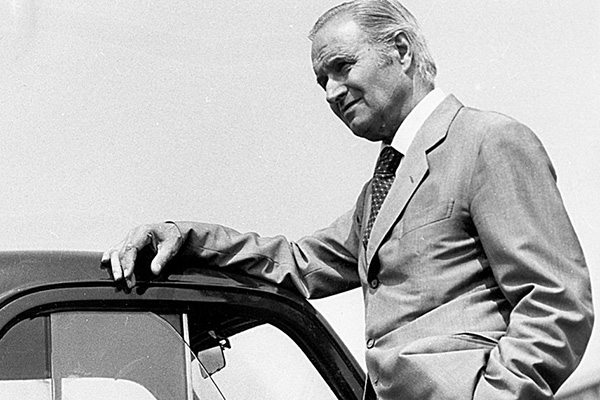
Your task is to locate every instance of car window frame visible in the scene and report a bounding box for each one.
[0,278,364,399]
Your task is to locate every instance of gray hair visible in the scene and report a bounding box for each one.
[309,0,437,87]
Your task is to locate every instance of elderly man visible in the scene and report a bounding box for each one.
[103,1,593,399]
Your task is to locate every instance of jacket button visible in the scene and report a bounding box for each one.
[369,278,379,289]
[366,338,375,348]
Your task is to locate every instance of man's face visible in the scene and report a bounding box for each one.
[311,17,410,142]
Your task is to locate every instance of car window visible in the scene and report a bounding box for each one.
[208,324,337,400]
[0,316,49,380]
[0,311,224,400]
[0,310,339,399]
[0,316,52,399]
[50,311,214,400]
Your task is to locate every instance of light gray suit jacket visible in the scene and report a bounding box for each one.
[174,95,593,399]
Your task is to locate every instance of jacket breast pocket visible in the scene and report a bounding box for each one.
[399,199,455,237]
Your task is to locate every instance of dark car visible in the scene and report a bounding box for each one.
[0,250,365,399]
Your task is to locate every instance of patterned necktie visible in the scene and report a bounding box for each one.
[363,146,402,247]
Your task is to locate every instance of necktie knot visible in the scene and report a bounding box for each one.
[374,146,402,176]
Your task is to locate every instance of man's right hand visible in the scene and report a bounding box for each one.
[101,222,184,288]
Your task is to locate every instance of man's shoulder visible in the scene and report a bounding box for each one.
[455,104,524,130]
[432,95,528,137]
[451,104,538,143]
[447,105,552,171]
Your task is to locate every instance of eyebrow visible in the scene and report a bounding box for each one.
[323,54,355,69]
[314,53,356,87]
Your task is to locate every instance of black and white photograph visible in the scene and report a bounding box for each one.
[0,1,598,398]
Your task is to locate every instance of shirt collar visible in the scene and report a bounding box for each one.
[384,88,447,155]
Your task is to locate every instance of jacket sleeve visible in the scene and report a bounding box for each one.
[171,200,364,299]
[470,122,594,399]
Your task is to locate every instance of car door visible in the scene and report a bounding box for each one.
[0,255,364,400]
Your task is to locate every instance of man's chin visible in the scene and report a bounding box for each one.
[359,134,382,142]
[348,123,383,142]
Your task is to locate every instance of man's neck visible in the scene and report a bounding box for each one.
[406,82,435,117]
[386,87,446,154]
[385,82,434,144]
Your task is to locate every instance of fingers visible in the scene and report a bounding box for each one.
[110,248,123,281]
[102,225,152,285]
[120,237,146,278]
[102,223,183,286]
[101,249,110,264]
[150,224,183,275]
[150,239,180,275]
[121,242,139,288]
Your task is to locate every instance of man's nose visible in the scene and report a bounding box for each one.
[325,79,347,105]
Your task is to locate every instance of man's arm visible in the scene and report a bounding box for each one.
[469,123,594,399]
[103,206,363,299]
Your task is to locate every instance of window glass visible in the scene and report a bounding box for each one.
[0,316,51,399]
[206,324,337,400]
[50,311,224,400]
[0,309,339,400]
[0,316,49,380]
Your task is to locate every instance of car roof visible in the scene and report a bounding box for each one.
[0,250,300,305]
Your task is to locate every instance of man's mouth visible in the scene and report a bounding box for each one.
[341,99,360,114]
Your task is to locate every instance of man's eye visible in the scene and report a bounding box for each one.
[334,62,350,73]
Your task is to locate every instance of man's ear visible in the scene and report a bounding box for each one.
[394,32,412,70]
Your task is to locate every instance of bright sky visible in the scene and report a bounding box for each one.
[1,0,598,393]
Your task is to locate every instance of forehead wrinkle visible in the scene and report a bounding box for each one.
[311,19,369,75]
[312,41,357,74]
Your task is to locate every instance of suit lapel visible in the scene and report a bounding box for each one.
[365,95,464,270]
